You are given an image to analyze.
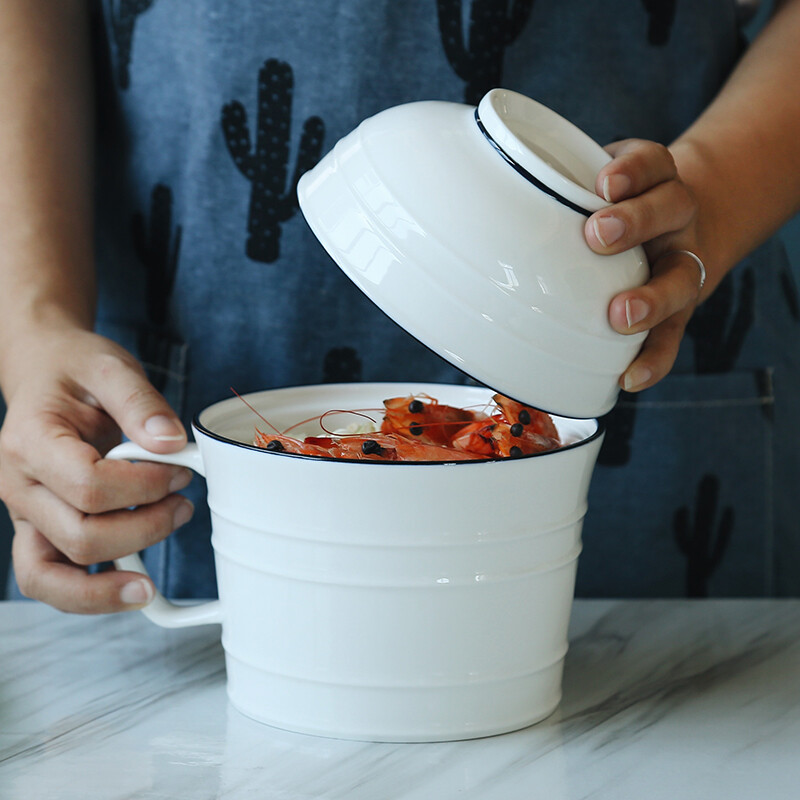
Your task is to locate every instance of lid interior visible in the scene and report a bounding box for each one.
[477,89,611,214]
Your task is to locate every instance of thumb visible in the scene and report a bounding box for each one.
[85,353,187,453]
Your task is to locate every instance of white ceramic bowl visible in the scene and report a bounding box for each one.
[110,382,602,741]
[298,89,649,418]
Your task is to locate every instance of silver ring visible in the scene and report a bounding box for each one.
[671,249,706,291]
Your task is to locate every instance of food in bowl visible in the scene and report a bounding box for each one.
[250,392,561,462]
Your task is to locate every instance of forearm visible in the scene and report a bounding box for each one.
[0,0,95,393]
[669,0,800,293]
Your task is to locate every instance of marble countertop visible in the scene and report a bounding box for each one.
[1,599,799,799]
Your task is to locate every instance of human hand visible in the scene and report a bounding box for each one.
[0,327,194,613]
[584,139,706,392]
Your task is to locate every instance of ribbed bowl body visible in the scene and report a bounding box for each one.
[194,382,602,741]
[298,93,648,418]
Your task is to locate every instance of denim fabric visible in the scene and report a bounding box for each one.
[18,0,790,599]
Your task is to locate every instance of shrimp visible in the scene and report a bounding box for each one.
[255,428,482,462]
[305,433,399,461]
[464,393,561,457]
[450,395,561,458]
[249,391,560,461]
[380,393,561,459]
[253,428,333,457]
[492,394,560,441]
[385,435,484,462]
[380,394,488,446]
[450,419,498,457]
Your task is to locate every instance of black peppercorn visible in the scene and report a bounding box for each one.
[361,439,383,455]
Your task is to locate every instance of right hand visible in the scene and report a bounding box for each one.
[584,139,703,393]
[0,327,194,614]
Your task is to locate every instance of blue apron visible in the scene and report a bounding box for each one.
[43,0,796,599]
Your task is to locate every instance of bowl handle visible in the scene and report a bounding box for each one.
[105,441,223,628]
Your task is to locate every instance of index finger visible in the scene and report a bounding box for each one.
[597,139,678,203]
[5,412,190,514]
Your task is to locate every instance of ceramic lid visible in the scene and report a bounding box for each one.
[297,89,648,418]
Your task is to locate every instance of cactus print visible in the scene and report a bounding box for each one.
[322,347,363,383]
[132,183,182,392]
[222,59,325,264]
[779,266,800,321]
[597,392,638,467]
[436,0,535,105]
[674,474,734,597]
[108,0,157,89]
[640,0,677,46]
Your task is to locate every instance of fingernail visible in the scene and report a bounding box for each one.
[120,578,154,607]
[145,414,184,442]
[592,216,626,247]
[623,366,653,391]
[169,468,193,493]
[173,499,194,529]
[602,174,631,203]
[625,298,650,328]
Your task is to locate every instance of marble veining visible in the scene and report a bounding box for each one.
[1,600,798,799]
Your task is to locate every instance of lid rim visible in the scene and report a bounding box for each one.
[474,109,593,219]
[476,89,610,214]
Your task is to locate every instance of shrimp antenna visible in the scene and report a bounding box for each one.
[317,409,379,436]
[230,387,282,435]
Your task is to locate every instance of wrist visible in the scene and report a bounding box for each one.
[0,302,92,400]
[668,137,738,283]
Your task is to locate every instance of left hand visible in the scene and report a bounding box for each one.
[584,139,707,392]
